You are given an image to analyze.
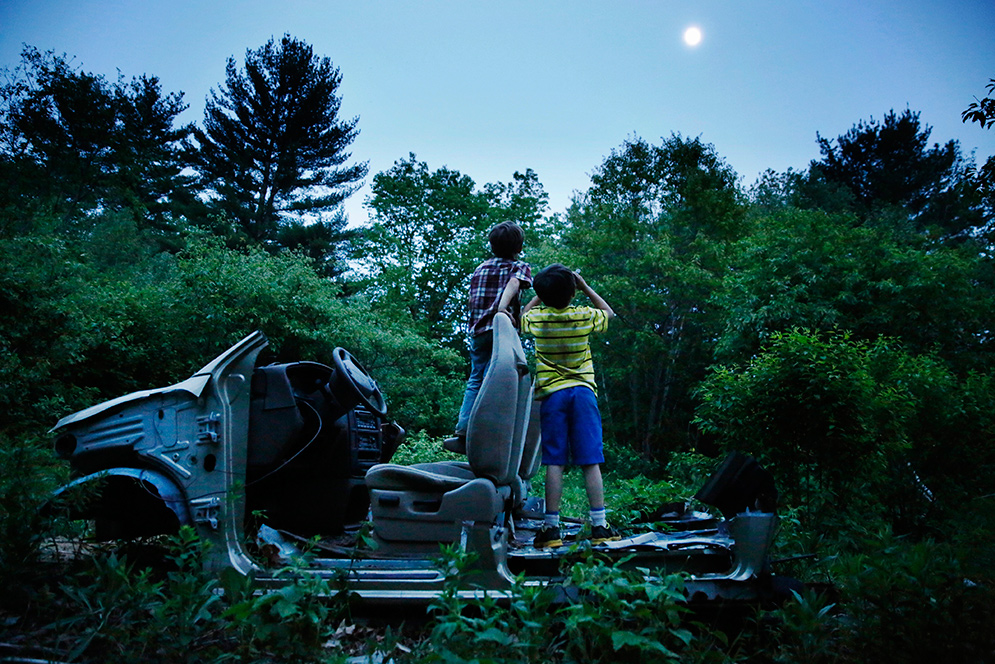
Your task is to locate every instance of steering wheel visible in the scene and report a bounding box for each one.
[331,348,388,417]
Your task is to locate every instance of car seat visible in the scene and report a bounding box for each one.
[365,312,533,544]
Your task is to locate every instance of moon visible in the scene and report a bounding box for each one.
[683,26,703,47]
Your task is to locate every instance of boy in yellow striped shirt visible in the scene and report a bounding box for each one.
[522,264,620,548]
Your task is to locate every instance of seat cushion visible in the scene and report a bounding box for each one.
[365,463,469,493]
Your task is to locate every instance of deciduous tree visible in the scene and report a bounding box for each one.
[711,207,995,372]
[359,155,547,346]
[552,135,746,460]
[962,77,995,130]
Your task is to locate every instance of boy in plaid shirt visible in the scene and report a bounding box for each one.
[445,222,532,453]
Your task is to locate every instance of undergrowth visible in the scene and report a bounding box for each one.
[412,545,732,664]
[0,527,384,663]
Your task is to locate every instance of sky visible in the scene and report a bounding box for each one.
[1,0,993,226]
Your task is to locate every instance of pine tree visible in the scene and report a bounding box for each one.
[806,109,989,239]
[193,35,367,249]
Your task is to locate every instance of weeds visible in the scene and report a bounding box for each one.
[0,527,363,663]
[417,545,727,664]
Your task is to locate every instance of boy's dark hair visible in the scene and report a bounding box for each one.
[533,263,576,309]
[489,222,524,259]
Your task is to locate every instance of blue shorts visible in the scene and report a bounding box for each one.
[539,386,605,466]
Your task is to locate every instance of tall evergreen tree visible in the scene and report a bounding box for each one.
[193,35,367,250]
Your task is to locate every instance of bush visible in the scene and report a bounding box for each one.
[0,232,464,440]
[0,437,62,599]
[695,330,912,499]
[694,329,995,537]
[828,530,995,664]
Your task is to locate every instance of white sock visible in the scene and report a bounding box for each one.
[590,507,607,528]
[544,512,560,529]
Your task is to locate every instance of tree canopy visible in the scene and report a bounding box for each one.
[0,47,193,245]
[804,109,990,239]
[534,135,747,459]
[359,154,548,347]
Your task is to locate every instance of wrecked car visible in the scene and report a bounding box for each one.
[49,312,783,606]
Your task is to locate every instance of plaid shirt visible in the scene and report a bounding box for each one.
[467,257,532,336]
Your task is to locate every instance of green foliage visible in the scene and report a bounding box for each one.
[0,527,355,663]
[0,438,60,593]
[664,451,720,496]
[696,329,995,538]
[388,430,464,466]
[359,154,548,347]
[805,109,990,239]
[419,546,720,664]
[420,545,556,663]
[556,557,694,663]
[737,527,995,664]
[548,134,748,461]
[712,207,995,369]
[0,230,462,440]
[0,46,194,243]
[760,588,841,664]
[963,77,995,129]
[696,331,911,507]
[3,41,995,661]
[604,475,686,531]
[827,530,995,663]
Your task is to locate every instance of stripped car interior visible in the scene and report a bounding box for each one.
[51,313,782,604]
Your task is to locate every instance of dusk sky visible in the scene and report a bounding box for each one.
[1,0,993,225]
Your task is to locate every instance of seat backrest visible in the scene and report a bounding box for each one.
[247,365,304,467]
[466,312,530,485]
[518,396,542,481]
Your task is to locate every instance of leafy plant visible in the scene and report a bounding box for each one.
[765,588,840,664]
[697,331,911,509]
[0,437,61,597]
[421,544,555,663]
[418,546,723,664]
[828,530,995,664]
[0,528,358,663]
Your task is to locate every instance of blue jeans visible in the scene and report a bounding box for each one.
[455,331,493,434]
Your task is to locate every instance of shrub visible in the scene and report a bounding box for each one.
[695,330,913,500]
[0,437,62,599]
[694,329,995,537]
[828,530,995,664]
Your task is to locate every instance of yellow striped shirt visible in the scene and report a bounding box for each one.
[522,305,609,399]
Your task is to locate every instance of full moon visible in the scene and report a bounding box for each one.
[683,26,703,47]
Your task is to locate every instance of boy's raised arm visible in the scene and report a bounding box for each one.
[574,272,615,318]
[522,294,541,316]
[497,276,524,314]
